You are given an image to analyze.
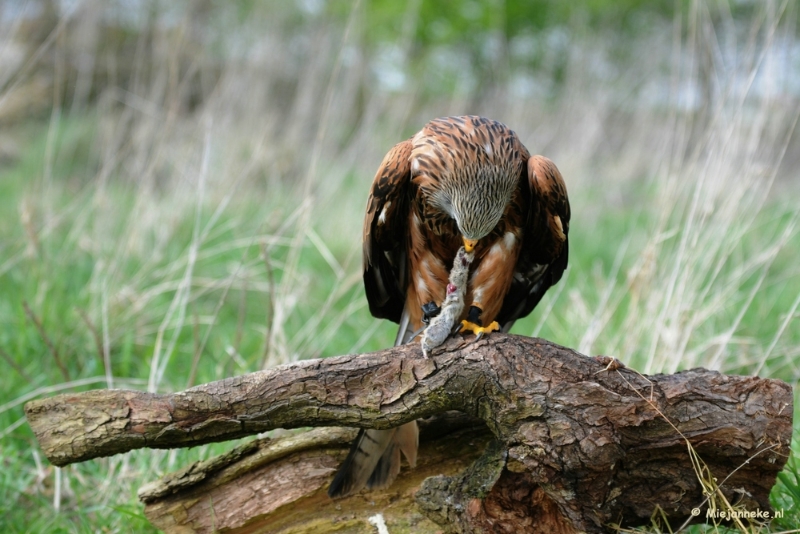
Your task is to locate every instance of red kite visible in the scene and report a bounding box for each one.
[329,115,570,498]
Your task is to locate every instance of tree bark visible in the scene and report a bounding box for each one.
[139,413,492,534]
[24,335,793,533]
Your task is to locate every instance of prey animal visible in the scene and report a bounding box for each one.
[421,245,473,356]
[328,115,570,498]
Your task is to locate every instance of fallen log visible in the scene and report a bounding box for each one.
[24,334,793,533]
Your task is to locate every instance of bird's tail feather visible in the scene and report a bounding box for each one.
[328,307,420,499]
[394,305,416,345]
[366,421,418,489]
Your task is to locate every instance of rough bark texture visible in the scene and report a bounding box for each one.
[24,335,793,533]
[140,413,492,533]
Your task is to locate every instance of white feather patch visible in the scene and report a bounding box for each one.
[553,215,566,241]
[416,274,428,294]
[504,231,516,250]
[378,201,391,224]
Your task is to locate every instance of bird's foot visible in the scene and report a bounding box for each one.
[421,301,441,325]
[459,320,500,341]
[459,304,498,340]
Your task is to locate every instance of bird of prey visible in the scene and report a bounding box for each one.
[328,115,570,498]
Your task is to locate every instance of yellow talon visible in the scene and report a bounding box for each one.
[459,320,500,338]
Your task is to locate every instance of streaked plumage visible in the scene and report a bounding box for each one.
[328,115,570,499]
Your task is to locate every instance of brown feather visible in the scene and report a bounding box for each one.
[362,139,414,322]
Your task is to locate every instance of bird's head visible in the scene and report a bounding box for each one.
[431,166,517,252]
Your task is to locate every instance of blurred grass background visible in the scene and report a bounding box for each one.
[1,0,799,532]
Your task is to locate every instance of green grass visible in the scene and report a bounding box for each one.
[0,113,407,531]
[1,1,799,532]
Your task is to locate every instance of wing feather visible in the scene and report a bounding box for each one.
[497,155,570,325]
[363,139,413,323]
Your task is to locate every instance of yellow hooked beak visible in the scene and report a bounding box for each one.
[463,237,478,253]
